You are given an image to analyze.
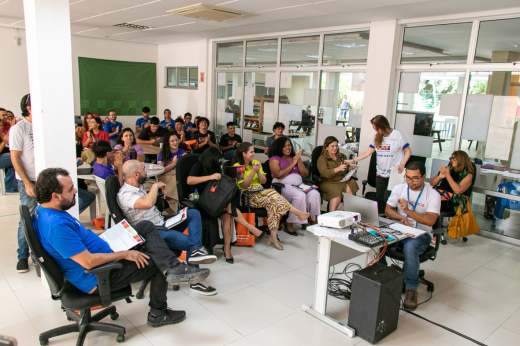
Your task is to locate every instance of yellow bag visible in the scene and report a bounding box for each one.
[448,196,480,242]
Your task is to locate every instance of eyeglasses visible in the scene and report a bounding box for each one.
[449,156,457,161]
[405,175,422,182]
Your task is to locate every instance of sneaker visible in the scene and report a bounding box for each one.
[189,248,217,264]
[16,259,29,273]
[147,308,186,327]
[190,282,218,296]
[403,288,418,311]
[165,263,210,286]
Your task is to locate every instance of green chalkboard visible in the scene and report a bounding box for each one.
[78,57,157,116]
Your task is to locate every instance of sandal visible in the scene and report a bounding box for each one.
[294,210,310,222]
[268,237,284,251]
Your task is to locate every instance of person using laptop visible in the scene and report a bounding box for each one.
[382,161,440,311]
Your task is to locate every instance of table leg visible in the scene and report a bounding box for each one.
[436,132,442,152]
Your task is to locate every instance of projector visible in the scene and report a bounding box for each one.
[317,211,361,229]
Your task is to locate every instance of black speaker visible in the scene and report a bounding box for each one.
[347,263,403,344]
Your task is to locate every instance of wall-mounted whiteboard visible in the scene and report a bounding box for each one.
[485,127,514,160]
[262,102,275,134]
[461,94,493,142]
[490,96,518,129]
[317,124,346,146]
[280,72,292,89]
[244,87,254,116]
[265,72,276,88]
[438,94,462,117]
[399,72,420,94]
[395,112,433,157]
[430,158,449,179]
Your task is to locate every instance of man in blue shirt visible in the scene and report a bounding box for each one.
[160,109,174,130]
[103,110,123,148]
[92,140,124,187]
[33,167,210,327]
[183,112,197,133]
[135,107,151,133]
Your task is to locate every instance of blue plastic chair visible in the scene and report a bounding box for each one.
[494,182,520,223]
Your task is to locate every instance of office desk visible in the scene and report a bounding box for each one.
[302,223,407,337]
[141,144,161,155]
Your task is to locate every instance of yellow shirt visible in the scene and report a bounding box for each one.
[234,160,265,190]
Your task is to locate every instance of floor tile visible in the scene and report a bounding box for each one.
[14,284,65,319]
[461,267,520,303]
[261,241,318,270]
[138,305,242,346]
[298,262,317,279]
[211,246,259,267]
[484,327,520,346]
[0,320,40,346]
[435,282,520,325]
[420,257,481,280]
[416,270,457,297]
[483,252,520,279]
[222,252,293,285]
[225,337,254,346]
[89,328,153,346]
[0,262,42,291]
[0,290,29,329]
[0,271,12,294]
[203,286,294,336]
[254,270,315,311]
[499,307,520,336]
[246,312,356,346]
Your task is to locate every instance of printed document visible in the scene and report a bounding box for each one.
[100,220,144,252]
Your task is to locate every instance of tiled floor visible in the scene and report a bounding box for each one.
[1,192,520,346]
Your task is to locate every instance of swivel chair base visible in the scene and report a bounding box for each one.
[400,270,434,294]
[40,306,124,346]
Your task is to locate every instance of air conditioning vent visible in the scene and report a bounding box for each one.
[167,3,256,22]
[113,23,153,30]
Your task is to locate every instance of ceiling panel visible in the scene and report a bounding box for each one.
[225,0,314,13]
[0,0,24,19]
[370,0,431,5]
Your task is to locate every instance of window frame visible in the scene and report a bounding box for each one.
[164,66,198,89]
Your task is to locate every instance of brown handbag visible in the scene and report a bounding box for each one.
[447,196,480,242]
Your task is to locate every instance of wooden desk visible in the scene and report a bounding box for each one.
[141,144,161,155]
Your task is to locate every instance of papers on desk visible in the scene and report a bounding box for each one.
[389,223,426,239]
[164,208,188,229]
[339,166,358,182]
[100,220,144,252]
[312,226,351,240]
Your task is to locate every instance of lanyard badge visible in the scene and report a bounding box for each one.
[406,186,425,228]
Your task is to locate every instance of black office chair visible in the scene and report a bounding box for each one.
[20,205,130,346]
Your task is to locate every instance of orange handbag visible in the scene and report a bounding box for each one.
[447,196,480,241]
[235,213,256,246]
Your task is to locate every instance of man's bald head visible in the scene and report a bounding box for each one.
[122,160,144,179]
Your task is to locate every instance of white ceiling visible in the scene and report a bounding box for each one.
[0,0,519,45]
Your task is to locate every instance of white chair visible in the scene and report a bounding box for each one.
[94,176,110,230]
[0,168,5,195]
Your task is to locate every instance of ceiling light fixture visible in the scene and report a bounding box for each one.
[72,0,164,23]
[333,43,366,48]
[113,23,153,30]
[217,0,240,5]
[10,20,24,25]
[129,14,172,23]
[77,28,99,34]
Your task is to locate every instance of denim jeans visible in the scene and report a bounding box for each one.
[17,180,37,260]
[381,233,432,290]
[159,209,202,262]
[0,153,17,193]
[110,139,118,148]
[77,188,96,215]
[224,150,236,161]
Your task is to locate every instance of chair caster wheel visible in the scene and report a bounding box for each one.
[441,240,447,245]
[136,292,144,299]
[427,286,434,292]
[40,339,49,346]
[463,237,468,242]
[116,335,125,343]
[67,316,74,321]
[110,312,119,320]
[173,285,180,291]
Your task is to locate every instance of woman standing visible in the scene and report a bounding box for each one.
[157,132,187,211]
[81,117,109,164]
[346,115,411,213]
[114,128,145,162]
[268,137,320,235]
[317,136,359,212]
[233,143,309,250]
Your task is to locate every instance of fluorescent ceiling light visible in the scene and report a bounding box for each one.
[129,14,172,23]
[258,48,277,52]
[77,28,99,34]
[333,43,366,48]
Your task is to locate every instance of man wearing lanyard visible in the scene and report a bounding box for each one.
[383,161,440,311]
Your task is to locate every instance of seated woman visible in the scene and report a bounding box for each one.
[187,147,265,263]
[233,143,309,250]
[268,137,320,235]
[317,136,359,211]
[429,150,475,212]
[114,127,145,162]
[81,116,110,164]
[157,132,186,211]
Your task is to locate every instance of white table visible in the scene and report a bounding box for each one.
[302,223,407,338]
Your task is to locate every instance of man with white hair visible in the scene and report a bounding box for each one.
[117,160,217,296]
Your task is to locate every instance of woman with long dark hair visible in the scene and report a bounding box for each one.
[81,117,109,164]
[157,132,187,211]
[346,115,411,213]
[114,128,145,162]
[233,143,309,249]
[187,147,265,263]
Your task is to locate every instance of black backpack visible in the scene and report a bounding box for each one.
[197,175,238,217]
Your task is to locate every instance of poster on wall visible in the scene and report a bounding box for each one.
[78,57,156,115]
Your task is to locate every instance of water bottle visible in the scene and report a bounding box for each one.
[193,188,199,201]
[128,148,137,160]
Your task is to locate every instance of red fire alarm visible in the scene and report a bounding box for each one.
[200,72,204,83]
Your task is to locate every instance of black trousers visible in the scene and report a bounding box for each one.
[95,220,180,315]
[375,176,389,214]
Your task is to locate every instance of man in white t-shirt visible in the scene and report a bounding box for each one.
[383,161,440,311]
[340,95,348,119]
[9,94,36,273]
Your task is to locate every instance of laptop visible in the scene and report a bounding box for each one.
[342,193,394,228]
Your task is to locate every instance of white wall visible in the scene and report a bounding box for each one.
[0,27,158,130]
[158,40,208,121]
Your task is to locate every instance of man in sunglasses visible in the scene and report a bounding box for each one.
[382,161,440,311]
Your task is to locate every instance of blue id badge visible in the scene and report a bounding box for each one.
[408,217,417,228]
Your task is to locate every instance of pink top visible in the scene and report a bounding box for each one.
[269,156,300,178]
[113,144,144,161]
[82,130,110,149]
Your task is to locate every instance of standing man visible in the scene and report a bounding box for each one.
[136,106,151,132]
[382,161,440,311]
[10,94,36,273]
[340,95,348,119]
[103,110,122,148]
[219,122,242,160]
[160,109,174,130]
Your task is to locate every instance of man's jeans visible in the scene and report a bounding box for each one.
[78,188,96,215]
[0,153,17,192]
[380,233,432,290]
[159,209,202,262]
[224,150,236,161]
[17,180,37,260]
[110,139,117,148]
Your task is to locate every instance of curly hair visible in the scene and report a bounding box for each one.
[36,168,70,204]
[160,132,181,166]
[267,136,293,158]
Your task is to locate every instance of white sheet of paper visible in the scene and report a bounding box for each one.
[317,124,346,145]
[322,110,334,125]
[234,86,242,101]
[244,86,255,116]
[280,72,292,89]
[265,72,276,88]
[485,127,514,160]
[510,123,520,169]
[100,220,144,252]
[217,98,225,114]
[387,167,405,190]
[395,112,433,157]
[242,128,253,143]
[490,96,518,129]
[399,72,420,94]
[217,73,226,86]
[312,226,351,239]
[461,94,493,142]
[164,208,187,229]
[439,94,462,117]
[339,166,358,182]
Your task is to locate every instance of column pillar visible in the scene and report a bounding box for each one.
[23,0,78,218]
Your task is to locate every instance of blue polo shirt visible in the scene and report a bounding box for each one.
[136,117,150,129]
[33,206,113,293]
[184,121,195,132]
[160,119,174,129]
[104,121,123,140]
[93,162,116,180]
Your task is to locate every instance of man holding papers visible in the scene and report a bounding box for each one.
[118,160,217,296]
[383,161,440,311]
[33,168,210,328]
